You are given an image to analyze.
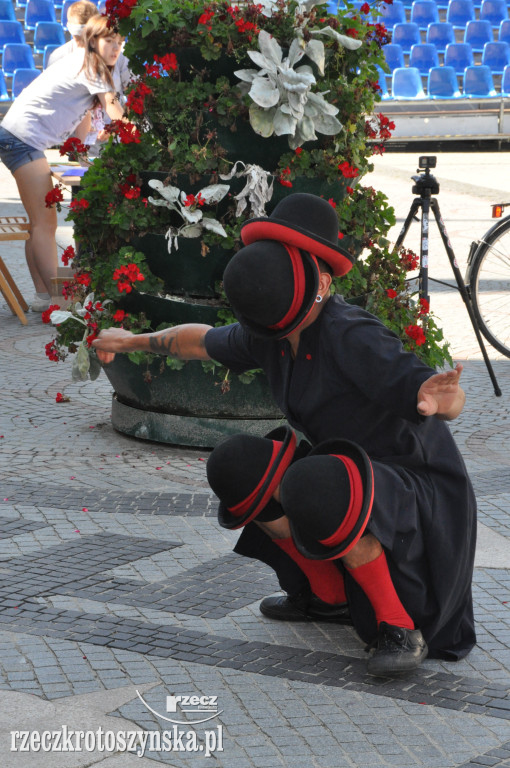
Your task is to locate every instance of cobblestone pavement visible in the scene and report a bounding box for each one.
[0,151,509,767]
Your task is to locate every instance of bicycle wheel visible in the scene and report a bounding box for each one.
[469,217,510,358]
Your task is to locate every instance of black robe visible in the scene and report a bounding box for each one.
[205,295,477,660]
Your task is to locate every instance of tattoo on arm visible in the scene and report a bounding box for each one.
[148,327,206,358]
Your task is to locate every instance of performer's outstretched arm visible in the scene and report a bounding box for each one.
[92,324,212,364]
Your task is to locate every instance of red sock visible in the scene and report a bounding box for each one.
[346,550,414,629]
[274,537,347,605]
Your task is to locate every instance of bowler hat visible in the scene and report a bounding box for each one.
[280,439,374,560]
[223,239,319,339]
[240,193,354,277]
[207,426,298,530]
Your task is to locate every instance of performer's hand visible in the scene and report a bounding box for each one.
[417,364,465,420]
[92,327,134,364]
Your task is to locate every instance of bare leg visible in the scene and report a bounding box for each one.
[341,532,382,569]
[13,157,58,295]
[255,516,291,540]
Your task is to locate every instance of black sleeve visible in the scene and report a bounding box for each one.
[204,324,261,374]
[335,312,435,423]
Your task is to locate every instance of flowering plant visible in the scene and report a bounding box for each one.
[48,0,452,384]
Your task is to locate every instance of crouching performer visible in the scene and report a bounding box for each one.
[93,193,477,676]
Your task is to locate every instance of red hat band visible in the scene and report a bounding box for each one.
[319,455,364,548]
[268,245,306,331]
[227,431,297,528]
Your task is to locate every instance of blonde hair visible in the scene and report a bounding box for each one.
[81,15,117,90]
[67,0,99,26]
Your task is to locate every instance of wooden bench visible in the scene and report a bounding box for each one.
[0,216,30,325]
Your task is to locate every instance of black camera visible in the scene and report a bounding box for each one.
[418,156,437,170]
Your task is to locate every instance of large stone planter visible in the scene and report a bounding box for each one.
[104,355,283,448]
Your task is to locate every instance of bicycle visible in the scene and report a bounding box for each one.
[466,204,510,360]
[395,156,505,397]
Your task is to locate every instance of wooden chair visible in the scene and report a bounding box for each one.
[0,215,30,325]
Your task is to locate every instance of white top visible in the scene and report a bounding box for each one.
[1,51,114,150]
[47,39,132,95]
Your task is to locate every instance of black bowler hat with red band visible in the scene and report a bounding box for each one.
[241,193,354,278]
[206,426,298,530]
[222,239,319,340]
[280,439,374,560]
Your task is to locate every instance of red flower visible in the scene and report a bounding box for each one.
[75,272,92,287]
[294,147,303,156]
[41,304,60,323]
[45,184,64,210]
[112,309,127,323]
[45,340,60,362]
[145,64,160,78]
[112,263,145,293]
[360,2,371,12]
[338,161,359,179]
[105,0,137,22]
[327,198,337,208]
[386,289,397,299]
[400,249,419,271]
[419,297,430,315]
[55,392,70,403]
[405,324,426,347]
[183,192,205,208]
[70,198,89,212]
[126,82,153,115]
[61,245,75,266]
[59,136,89,158]
[346,28,358,38]
[106,120,141,145]
[120,182,141,199]
[198,8,214,27]
[156,53,178,72]
[278,167,293,187]
[346,186,354,194]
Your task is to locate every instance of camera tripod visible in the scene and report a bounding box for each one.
[394,158,502,397]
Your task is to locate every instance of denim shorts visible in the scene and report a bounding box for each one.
[0,125,45,173]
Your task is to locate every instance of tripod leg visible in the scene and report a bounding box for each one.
[430,199,502,396]
[394,198,421,250]
[419,196,430,304]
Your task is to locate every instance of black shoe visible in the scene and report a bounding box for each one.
[259,589,351,624]
[366,621,428,676]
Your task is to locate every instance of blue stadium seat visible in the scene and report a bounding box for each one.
[392,66,427,98]
[479,0,508,28]
[463,19,493,52]
[426,21,455,52]
[42,42,59,67]
[380,1,406,29]
[2,42,34,76]
[410,1,439,28]
[446,0,476,29]
[499,19,510,45]
[392,22,421,53]
[462,63,497,96]
[0,68,10,100]
[0,0,16,21]
[15,0,28,8]
[481,40,510,74]
[0,20,24,51]
[500,63,510,95]
[383,43,405,71]
[374,65,391,99]
[33,20,65,53]
[427,65,462,97]
[444,42,474,73]
[24,0,56,30]
[12,66,39,97]
[409,42,439,73]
